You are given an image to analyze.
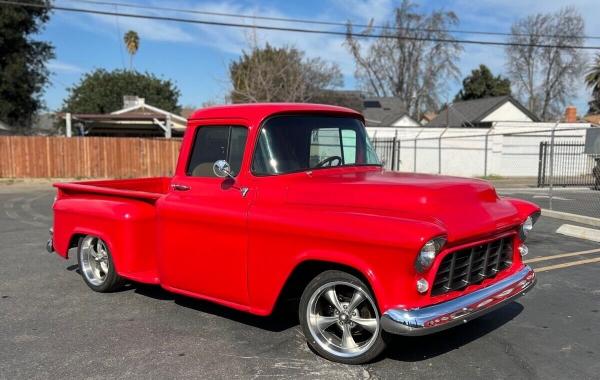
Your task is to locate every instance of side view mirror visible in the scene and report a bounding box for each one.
[213,160,234,179]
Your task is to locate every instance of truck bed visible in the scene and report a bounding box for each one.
[54,177,171,201]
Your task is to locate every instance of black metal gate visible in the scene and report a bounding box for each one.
[372,137,401,171]
[537,140,597,187]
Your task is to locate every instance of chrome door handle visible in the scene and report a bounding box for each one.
[171,184,191,191]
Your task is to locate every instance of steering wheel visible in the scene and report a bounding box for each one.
[315,156,342,168]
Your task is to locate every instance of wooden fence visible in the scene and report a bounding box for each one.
[0,136,182,178]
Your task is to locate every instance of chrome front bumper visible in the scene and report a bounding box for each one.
[381,265,536,336]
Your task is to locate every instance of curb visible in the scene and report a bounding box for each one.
[541,209,600,228]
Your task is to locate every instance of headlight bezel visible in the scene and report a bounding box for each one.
[415,236,447,273]
[520,211,540,241]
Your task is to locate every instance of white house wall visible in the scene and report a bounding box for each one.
[367,122,591,177]
[480,102,533,122]
[391,115,421,127]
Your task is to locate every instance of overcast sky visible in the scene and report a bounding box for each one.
[39,0,600,113]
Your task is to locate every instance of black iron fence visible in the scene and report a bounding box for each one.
[537,140,598,187]
[371,137,401,171]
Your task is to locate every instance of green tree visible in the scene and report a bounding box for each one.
[585,54,600,114]
[0,0,54,132]
[62,69,181,114]
[123,30,140,70]
[229,43,342,103]
[455,65,511,101]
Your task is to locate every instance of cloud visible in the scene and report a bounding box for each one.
[56,1,194,43]
[183,1,357,78]
[330,0,395,25]
[87,14,194,43]
[47,60,84,74]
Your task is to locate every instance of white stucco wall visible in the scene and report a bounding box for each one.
[367,122,592,177]
[481,102,533,122]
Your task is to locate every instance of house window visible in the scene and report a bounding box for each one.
[363,100,382,108]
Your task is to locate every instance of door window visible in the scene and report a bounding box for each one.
[187,126,248,177]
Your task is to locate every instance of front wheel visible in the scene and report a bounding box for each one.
[77,235,124,292]
[299,270,386,364]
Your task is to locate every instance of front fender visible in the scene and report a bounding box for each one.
[503,197,541,220]
[246,203,449,316]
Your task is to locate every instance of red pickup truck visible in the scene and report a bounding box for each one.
[48,103,539,364]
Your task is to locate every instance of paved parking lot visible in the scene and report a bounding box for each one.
[1,184,599,379]
[499,187,600,219]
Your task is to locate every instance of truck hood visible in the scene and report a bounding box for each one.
[284,170,522,243]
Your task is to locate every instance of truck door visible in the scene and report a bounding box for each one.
[157,124,251,306]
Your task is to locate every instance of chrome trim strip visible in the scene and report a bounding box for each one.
[381,265,536,336]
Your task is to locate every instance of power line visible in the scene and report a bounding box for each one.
[113,4,126,69]
[3,0,600,50]
[65,0,600,41]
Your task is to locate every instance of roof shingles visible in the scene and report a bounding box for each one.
[426,96,538,127]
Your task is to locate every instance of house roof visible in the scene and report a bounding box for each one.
[111,101,187,123]
[362,97,412,127]
[427,96,539,127]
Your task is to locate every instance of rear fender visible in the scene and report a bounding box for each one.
[52,196,158,281]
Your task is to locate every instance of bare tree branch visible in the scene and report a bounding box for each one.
[344,0,462,118]
[505,7,586,120]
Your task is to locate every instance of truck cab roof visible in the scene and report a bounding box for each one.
[188,103,363,124]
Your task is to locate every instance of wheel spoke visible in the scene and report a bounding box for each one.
[323,287,343,312]
[348,290,365,312]
[352,317,378,334]
[99,261,109,275]
[315,315,338,331]
[89,242,99,260]
[341,324,357,349]
[98,241,107,258]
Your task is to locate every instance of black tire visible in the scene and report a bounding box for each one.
[299,270,387,364]
[77,235,124,292]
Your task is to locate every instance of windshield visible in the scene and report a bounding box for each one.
[252,115,381,175]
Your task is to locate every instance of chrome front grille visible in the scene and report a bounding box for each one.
[431,237,514,296]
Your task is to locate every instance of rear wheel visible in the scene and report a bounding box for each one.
[299,270,386,364]
[77,235,123,292]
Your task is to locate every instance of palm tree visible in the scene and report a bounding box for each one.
[123,30,140,70]
[585,54,600,113]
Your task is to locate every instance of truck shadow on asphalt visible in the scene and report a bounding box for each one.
[132,280,525,362]
[133,282,300,332]
[384,302,524,361]
[65,263,524,361]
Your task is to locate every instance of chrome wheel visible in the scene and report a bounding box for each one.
[79,236,110,286]
[306,281,380,359]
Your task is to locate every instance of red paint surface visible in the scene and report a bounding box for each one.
[52,103,540,316]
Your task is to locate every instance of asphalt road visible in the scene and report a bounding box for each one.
[1,184,599,379]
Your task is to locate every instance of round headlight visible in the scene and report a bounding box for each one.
[520,216,533,240]
[415,237,446,273]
